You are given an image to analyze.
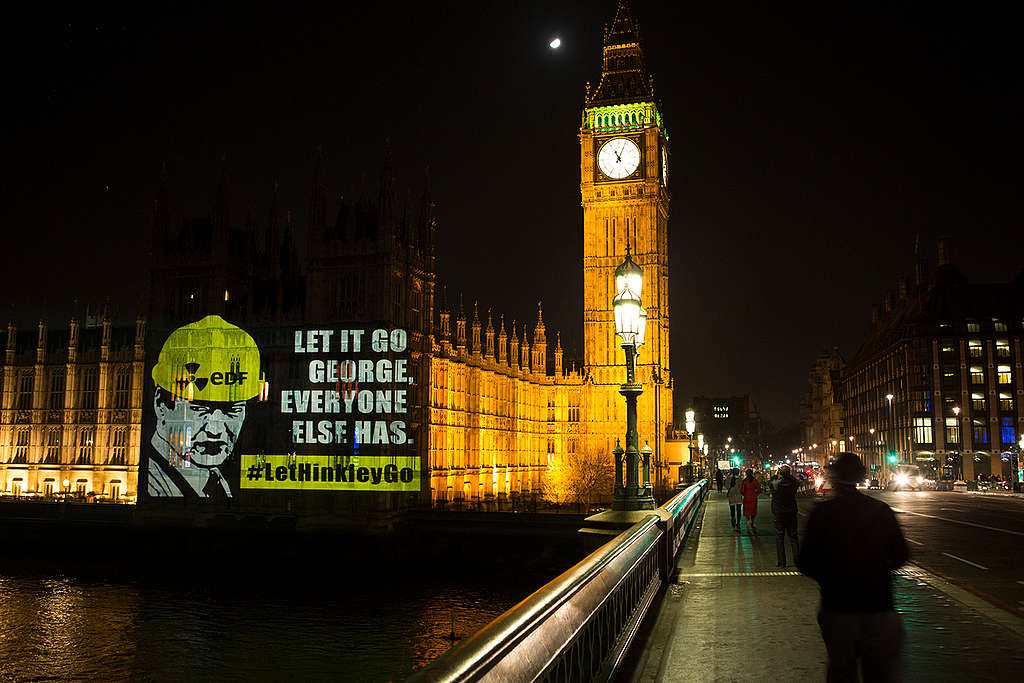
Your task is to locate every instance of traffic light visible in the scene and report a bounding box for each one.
[731,455,741,467]
[887,453,898,464]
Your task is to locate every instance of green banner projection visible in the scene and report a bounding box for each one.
[240,454,419,491]
[140,316,419,501]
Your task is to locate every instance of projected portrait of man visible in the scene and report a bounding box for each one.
[146,315,265,500]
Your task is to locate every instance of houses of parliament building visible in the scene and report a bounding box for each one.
[0,1,676,509]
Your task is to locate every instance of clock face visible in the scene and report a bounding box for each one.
[598,138,641,179]
[661,147,668,186]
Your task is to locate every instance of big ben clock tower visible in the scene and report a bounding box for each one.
[581,0,672,470]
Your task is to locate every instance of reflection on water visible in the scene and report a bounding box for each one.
[0,569,543,681]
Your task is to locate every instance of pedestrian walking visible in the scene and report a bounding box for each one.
[798,453,909,682]
[772,465,800,567]
[740,468,761,534]
[715,467,724,493]
[726,468,743,531]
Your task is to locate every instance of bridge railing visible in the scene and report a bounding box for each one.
[409,479,709,682]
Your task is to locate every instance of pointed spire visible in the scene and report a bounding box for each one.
[589,0,653,106]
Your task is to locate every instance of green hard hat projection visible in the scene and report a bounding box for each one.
[152,315,263,402]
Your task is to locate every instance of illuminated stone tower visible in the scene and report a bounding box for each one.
[581,0,672,469]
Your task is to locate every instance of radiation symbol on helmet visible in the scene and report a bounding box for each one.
[176,362,209,393]
[153,315,264,403]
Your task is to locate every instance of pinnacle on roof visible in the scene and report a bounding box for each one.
[587,0,655,107]
[605,0,639,45]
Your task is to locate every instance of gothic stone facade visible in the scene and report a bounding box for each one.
[0,316,144,501]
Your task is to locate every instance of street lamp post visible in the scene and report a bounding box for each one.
[869,428,877,473]
[886,393,896,481]
[611,247,654,511]
[1011,435,1024,491]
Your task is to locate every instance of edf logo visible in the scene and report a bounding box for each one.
[175,362,248,393]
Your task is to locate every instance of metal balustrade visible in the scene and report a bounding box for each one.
[410,479,709,682]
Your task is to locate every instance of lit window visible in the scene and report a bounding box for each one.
[110,428,127,465]
[114,368,132,409]
[79,367,99,409]
[77,428,96,465]
[1001,417,1016,445]
[993,318,1007,332]
[944,417,960,444]
[996,340,1010,359]
[968,340,983,358]
[999,393,1014,411]
[48,370,66,410]
[913,417,933,444]
[12,428,30,464]
[966,321,980,333]
[971,393,986,412]
[17,371,34,411]
[941,345,954,353]
[973,419,989,444]
[970,366,984,384]
[997,365,1012,384]
[45,428,62,464]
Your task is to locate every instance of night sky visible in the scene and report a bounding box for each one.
[1,1,1021,429]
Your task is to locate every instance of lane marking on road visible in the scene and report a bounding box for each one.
[1017,580,1024,586]
[940,507,965,512]
[942,552,989,571]
[906,537,925,546]
[890,507,1024,537]
[676,571,802,578]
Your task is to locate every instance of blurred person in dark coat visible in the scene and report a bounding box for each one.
[772,465,800,567]
[798,453,909,682]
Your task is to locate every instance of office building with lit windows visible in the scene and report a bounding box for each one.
[842,243,1024,482]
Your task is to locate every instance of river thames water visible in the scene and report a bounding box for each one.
[0,546,576,681]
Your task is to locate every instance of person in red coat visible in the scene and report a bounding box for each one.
[740,468,762,534]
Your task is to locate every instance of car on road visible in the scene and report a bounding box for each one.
[888,464,925,491]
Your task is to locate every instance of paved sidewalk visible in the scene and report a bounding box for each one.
[622,492,1024,682]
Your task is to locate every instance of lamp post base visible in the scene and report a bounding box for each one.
[611,494,657,511]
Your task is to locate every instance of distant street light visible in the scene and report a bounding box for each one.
[610,246,653,511]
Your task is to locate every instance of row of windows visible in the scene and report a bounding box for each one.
[911,416,1017,446]
[10,367,133,411]
[8,427,126,465]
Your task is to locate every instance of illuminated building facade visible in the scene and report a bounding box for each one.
[3,1,678,511]
[578,0,673,472]
[427,1,676,504]
[800,348,846,466]
[0,313,144,501]
[842,242,1024,481]
[426,302,583,505]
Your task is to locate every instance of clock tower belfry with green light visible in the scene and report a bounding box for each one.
[581,0,672,471]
